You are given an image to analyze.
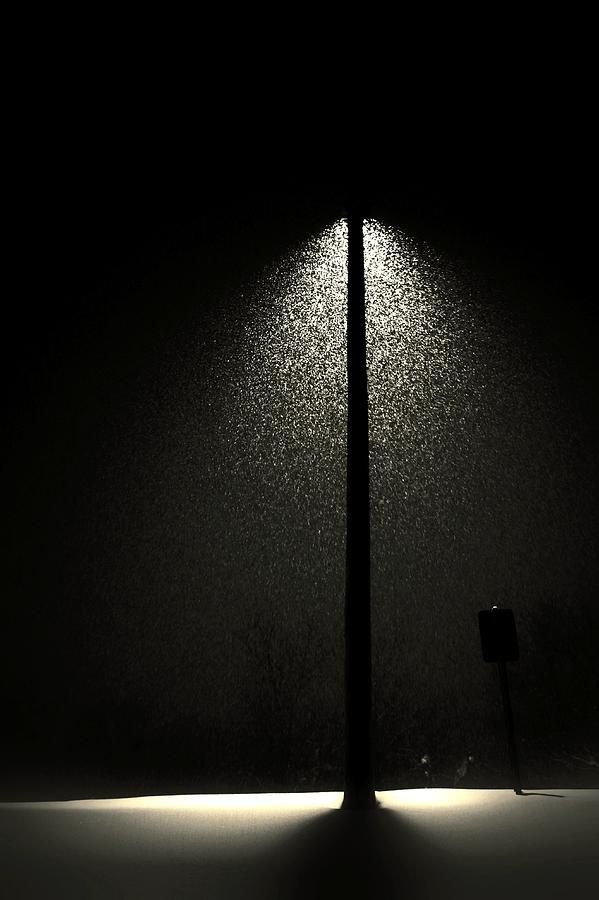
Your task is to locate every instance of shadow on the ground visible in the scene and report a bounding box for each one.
[520,791,565,798]
[264,806,441,900]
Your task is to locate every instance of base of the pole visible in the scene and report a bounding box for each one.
[341,788,378,811]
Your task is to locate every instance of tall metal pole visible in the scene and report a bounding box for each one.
[342,205,376,809]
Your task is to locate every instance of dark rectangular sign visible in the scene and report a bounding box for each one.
[478,608,519,662]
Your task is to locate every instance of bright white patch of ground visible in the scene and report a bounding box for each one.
[1,789,597,898]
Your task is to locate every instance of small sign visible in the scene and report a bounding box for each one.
[478,607,519,662]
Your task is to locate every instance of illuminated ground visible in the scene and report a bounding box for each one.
[1,789,597,898]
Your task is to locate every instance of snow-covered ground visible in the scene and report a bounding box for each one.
[1,789,597,898]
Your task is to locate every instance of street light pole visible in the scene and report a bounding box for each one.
[342,203,376,809]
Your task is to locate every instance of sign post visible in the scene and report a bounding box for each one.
[478,606,523,795]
